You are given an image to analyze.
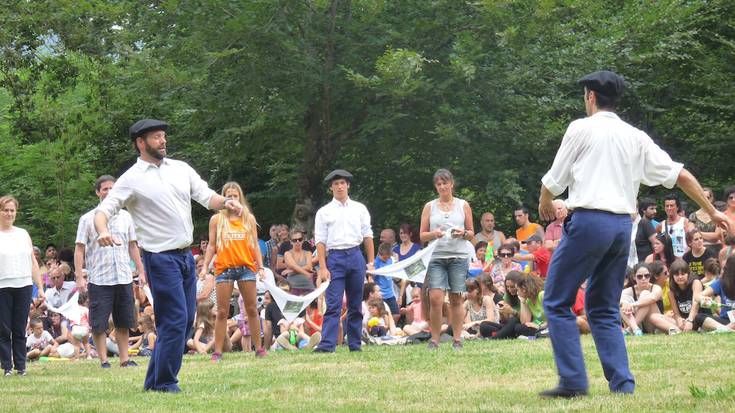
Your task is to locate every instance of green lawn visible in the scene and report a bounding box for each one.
[6,334,734,413]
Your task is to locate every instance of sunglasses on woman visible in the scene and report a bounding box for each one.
[635,273,652,280]
[291,238,303,242]
[499,252,513,258]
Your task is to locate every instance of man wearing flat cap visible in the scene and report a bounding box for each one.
[94,119,245,392]
[537,70,734,398]
[312,169,374,352]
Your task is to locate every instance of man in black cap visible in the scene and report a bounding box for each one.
[537,70,733,398]
[94,119,245,392]
[312,169,374,352]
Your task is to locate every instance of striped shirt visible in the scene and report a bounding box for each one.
[76,208,136,285]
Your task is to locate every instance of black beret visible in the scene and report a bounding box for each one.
[129,119,168,140]
[324,169,353,184]
[577,70,625,99]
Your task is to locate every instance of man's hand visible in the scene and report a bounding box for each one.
[96,231,121,247]
[709,210,734,236]
[36,289,46,302]
[224,199,243,217]
[366,261,374,271]
[317,267,331,282]
[539,198,556,222]
[138,271,147,286]
[75,273,87,292]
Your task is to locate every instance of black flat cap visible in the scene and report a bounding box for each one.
[324,169,353,184]
[129,119,168,140]
[577,70,625,99]
[526,234,543,244]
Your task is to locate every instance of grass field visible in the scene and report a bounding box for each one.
[5,334,735,413]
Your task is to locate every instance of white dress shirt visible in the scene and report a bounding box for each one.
[314,197,373,251]
[542,111,683,214]
[97,158,216,253]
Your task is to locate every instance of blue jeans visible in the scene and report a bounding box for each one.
[543,210,635,393]
[142,250,196,392]
[426,257,468,293]
[216,266,256,283]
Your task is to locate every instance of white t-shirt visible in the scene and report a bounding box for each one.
[26,330,54,350]
[0,227,33,289]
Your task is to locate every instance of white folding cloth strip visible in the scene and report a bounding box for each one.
[263,269,329,323]
[46,292,82,324]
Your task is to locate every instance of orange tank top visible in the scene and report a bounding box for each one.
[516,223,541,242]
[214,217,257,275]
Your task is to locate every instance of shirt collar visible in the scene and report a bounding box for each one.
[331,197,351,207]
[135,157,169,170]
[592,111,619,120]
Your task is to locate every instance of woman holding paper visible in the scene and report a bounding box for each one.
[200,182,266,362]
[0,195,45,376]
[419,169,475,350]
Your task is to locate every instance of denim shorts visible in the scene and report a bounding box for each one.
[426,257,468,293]
[216,266,257,283]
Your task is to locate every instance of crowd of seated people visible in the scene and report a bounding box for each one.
[18,188,735,366]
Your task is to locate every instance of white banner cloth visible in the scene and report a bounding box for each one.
[46,292,82,324]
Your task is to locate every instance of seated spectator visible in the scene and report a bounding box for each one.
[460,278,496,338]
[275,316,321,351]
[58,262,74,282]
[701,255,735,328]
[361,282,398,333]
[479,274,502,306]
[468,241,491,277]
[689,187,722,256]
[195,254,216,305]
[69,292,92,359]
[130,314,156,357]
[282,229,313,280]
[501,271,524,313]
[668,259,731,333]
[26,318,57,360]
[45,267,76,308]
[364,298,394,337]
[620,263,679,335]
[649,260,672,315]
[372,243,400,325]
[573,281,590,334]
[513,235,551,278]
[718,234,735,267]
[514,206,544,243]
[645,233,676,270]
[304,298,324,337]
[263,286,287,350]
[683,229,717,279]
[187,300,225,354]
[489,244,522,290]
[543,199,567,251]
[275,225,291,274]
[229,292,252,352]
[701,258,720,288]
[401,288,427,335]
[491,273,545,339]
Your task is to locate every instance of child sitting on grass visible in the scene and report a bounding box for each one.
[275,315,321,351]
[26,318,57,360]
[187,300,222,354]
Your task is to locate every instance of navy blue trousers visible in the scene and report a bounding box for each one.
[543,210,635,393]
[0,286,32,372]
[142,251,196,392]
[316,247,365,351]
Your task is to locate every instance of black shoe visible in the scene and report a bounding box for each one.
[4,370,12,377]
[539,387,588,399]
[121,360,138,368]
[17,370,26,376]
[312,347,334,353]
[100,362,111,369]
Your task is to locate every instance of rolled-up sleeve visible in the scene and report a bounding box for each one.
[641,134,683,189]
[98,177,133,219]
[188,165,216,209]
[314,209,327,245]
[542,121,581,196]
[75,213,90,246]
[360,205,373,239]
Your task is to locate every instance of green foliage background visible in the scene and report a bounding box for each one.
[1,0,733,248]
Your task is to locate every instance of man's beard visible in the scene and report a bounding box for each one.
[144,143,165,160]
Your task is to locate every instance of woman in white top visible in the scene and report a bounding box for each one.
[420,169,474,350]
[0,195,45,376]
